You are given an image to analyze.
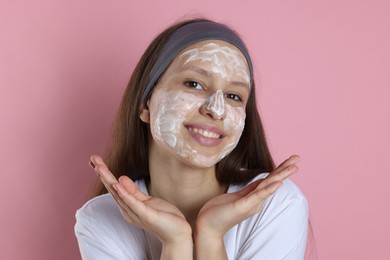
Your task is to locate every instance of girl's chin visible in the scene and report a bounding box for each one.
[177,150,226,168]
[180,157,219,168]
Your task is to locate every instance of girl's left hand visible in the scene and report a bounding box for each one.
[195,155,300,240]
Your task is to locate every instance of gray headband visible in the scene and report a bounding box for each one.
[142,20,254,101]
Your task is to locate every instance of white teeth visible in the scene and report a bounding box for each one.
[188,127,220,139]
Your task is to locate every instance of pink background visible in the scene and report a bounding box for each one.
[1,0,389,259]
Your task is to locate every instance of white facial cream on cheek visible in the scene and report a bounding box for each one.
[179,42,250,85]
[150,89,245,168]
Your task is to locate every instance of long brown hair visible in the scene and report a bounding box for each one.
[93,18,275,196]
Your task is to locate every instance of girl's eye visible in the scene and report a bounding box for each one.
[184,81,203,90]
[226,93,242,101]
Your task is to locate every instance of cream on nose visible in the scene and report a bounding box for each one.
[206,89,225,119]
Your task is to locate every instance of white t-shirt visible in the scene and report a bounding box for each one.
[75,176,308,259]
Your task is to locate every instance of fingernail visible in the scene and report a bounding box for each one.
[89,160,100,177]
[89,160,96,170]
[293,155,300,163]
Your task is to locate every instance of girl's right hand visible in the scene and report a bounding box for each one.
[89,155,193,247]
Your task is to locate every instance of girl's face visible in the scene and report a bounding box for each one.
[141,40,251,168]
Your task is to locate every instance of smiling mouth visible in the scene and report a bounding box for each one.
[187,127,221,139]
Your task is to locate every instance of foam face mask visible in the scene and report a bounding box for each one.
[206,89,225,119]
[179,42,250,85]
[150,89,246,168]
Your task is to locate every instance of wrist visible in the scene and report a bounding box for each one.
[194,229,223,247]
[161,238,193,260]
[194,231,227,260]
[194,221,224,242]
[158,221,193,245]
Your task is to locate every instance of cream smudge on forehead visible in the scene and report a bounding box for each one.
[178,43,250,86]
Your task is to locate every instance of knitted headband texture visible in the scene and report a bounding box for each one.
[142,20,254,101]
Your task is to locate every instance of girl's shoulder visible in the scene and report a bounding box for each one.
[74,179,152,259]
[75,179,147,225]
[229,173,307,203]
[228,174,309,230]
[225,175,309,259]
[76,193,118,223]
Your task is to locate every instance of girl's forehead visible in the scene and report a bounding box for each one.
[176,40,248,66]
[168,40,251,84]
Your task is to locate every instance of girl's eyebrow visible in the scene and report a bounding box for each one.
[179,65,250,89]
[179,65,212,77]
[230,81,250,89]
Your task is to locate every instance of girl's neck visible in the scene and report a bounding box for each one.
[147,157,227,228]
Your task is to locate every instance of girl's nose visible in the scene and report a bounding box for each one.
[203,90,225,120]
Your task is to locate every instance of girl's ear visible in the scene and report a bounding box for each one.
[139,100,150,124]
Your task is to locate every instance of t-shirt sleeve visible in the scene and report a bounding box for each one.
[233,179,309,260]
[74,194,149,260]
[75,214,129,260]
